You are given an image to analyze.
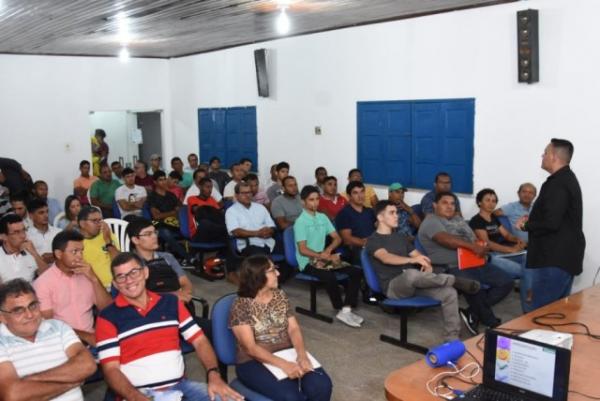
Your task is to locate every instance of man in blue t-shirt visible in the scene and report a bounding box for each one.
[335,181,376,265]
[420,172,462,217]
[495,182,537,243]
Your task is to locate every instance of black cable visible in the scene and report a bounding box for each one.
[531,312,600,340]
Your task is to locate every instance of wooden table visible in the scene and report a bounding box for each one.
[384,285,600,401]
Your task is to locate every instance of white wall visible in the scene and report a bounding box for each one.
[168,0,600,290]
[0,55,170,202]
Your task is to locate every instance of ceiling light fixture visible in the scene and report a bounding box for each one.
[116,11,130,45]
[276,7,290,35]
[119,47,130,62]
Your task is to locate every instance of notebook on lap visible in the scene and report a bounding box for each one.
[462,330,571,401]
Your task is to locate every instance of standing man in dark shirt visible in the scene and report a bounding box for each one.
[516,138,585,310]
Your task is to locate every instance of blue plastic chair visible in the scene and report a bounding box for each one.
[112,200,121,219]
[360,249,441,354]
[283,227,348,323]
[497,215,514,235]
[411,203,424,220]
[211,294,273,401]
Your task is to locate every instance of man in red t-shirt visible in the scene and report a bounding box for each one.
[318,176,347,220]
[187,178,227,242]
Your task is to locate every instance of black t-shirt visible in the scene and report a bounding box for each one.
[469,214,505,244]
[148,190,179,213]
[365,232,417,293]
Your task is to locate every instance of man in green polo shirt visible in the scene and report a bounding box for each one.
[293,185,364,328]
[89,164,121,218]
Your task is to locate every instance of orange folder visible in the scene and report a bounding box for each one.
[457,247,486,270]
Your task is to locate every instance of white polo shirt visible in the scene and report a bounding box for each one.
[27,224,61,255]
[0,246,37,282]
[225,201,276,252]
[0,319,84,401]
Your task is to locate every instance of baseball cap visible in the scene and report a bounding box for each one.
[388,182,407,192]
[150,153,162,160]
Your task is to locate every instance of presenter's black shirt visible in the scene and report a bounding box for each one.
[526,165,585,275]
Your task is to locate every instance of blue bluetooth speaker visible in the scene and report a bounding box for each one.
[425,340,466,368]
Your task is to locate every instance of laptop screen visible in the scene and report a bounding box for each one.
[494,335,556,397]
[483,330,571,401]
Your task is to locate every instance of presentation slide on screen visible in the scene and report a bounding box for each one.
[494,336,556,397]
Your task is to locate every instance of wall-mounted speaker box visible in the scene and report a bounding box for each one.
[254,48,269,97]
[517,9,539,84]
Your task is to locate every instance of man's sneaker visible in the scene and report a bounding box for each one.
[453,277,481,295]
[459,308,479,336]
[336,309,361,328]
[349,310,364,325]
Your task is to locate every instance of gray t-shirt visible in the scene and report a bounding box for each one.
[365,232,417,293]
[418,214,476,267]
[270,194,302,224]
[266,183,283,202]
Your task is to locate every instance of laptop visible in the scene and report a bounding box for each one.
[461,330,571,401]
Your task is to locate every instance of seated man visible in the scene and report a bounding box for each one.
[8,194,31,229]
[110,161,124,182]
[244,173,269,207]
[314,166,328,193]
[33,230,112,347]
[271,176,303,230]
[317,176,347,220]
[167,171,185,202]
[73,160,98,206]
[171,157,194,190]
[266,161,289,202]
[295,185,364,328]
[208,156,230,195]
[147,171,193,265]
[188,177,228,243]
[495,182,537,243]
[388,182,421,238]
[96,253,242,401]
[184,168,223,205]
[186,153,199,173]
[239,157,253,174]
[418,192,513,334]
[0,279,96,401]
[367,201,479,341]
[26,199,61,264]
[148,154,163,176]
[127,219,193,304]
[78,205,120,289]
[0,214,47,282]
[223,163,247,200]
[115,167,147,219]
[134,160,154,193]
[335,181,376,265]
[341,168,379,208]
[31,180,62,222]
[420,172,462,216]
[89,163,121,218]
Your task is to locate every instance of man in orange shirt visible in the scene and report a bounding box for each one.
[187,178,227,243]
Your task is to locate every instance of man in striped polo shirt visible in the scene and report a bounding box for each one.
[0,278,96,401]
[96,252,242,401]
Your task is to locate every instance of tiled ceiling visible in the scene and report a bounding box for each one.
[0,0,516,58]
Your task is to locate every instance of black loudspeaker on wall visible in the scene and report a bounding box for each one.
[517,9,539,84]
[254,48,269,97]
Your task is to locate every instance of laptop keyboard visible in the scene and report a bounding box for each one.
[464,386,528,401]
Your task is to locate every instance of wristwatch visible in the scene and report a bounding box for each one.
[206,367,220,381]
[105,241,115,249]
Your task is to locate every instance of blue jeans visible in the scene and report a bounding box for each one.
[236,360,332,401]
[529,267,573,311]
[104,379,221,401]
[489,254,532,313]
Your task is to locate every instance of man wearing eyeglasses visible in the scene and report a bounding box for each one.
[0,214,48,283]
[0,278,96,401]
[33,230,112,347]
[78,206,120,289]
[96,252,243,401]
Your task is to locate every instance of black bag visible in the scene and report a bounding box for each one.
[145,257,181,293]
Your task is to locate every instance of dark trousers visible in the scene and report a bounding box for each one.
[529,266,573,310]
[192,219,228,243]
[236,359,332,401]
[157,226,191,262]
[446,263,513,326]
[303,264,362,309]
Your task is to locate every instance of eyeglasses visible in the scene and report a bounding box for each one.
[85,218,103,224]
[0,300,40,317]
[136,230,158,238]
[113,267,144,283]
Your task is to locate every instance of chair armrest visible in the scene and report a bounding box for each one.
[191,296,210,319]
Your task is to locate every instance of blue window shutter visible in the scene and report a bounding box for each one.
[439,100,474,193]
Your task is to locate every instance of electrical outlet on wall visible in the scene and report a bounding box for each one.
[315,126,322,135]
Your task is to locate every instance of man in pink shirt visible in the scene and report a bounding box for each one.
[33,230,112,346]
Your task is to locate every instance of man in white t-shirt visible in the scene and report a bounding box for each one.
[0,214,48,283]
[223,163,246,200]
[0,278,96,401]
[115,167,147,218]
[25,199,61,264]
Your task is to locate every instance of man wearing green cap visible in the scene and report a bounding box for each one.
[388,183,421,238]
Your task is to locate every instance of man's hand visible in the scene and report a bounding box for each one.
[20,240,37,255]
[176,290,192,304]
[411,254,432,271]
[471,243,488,258]
[515,215,529,231]
[257,227,272,239]
[72,261,97,282]
[207,373,244,401]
